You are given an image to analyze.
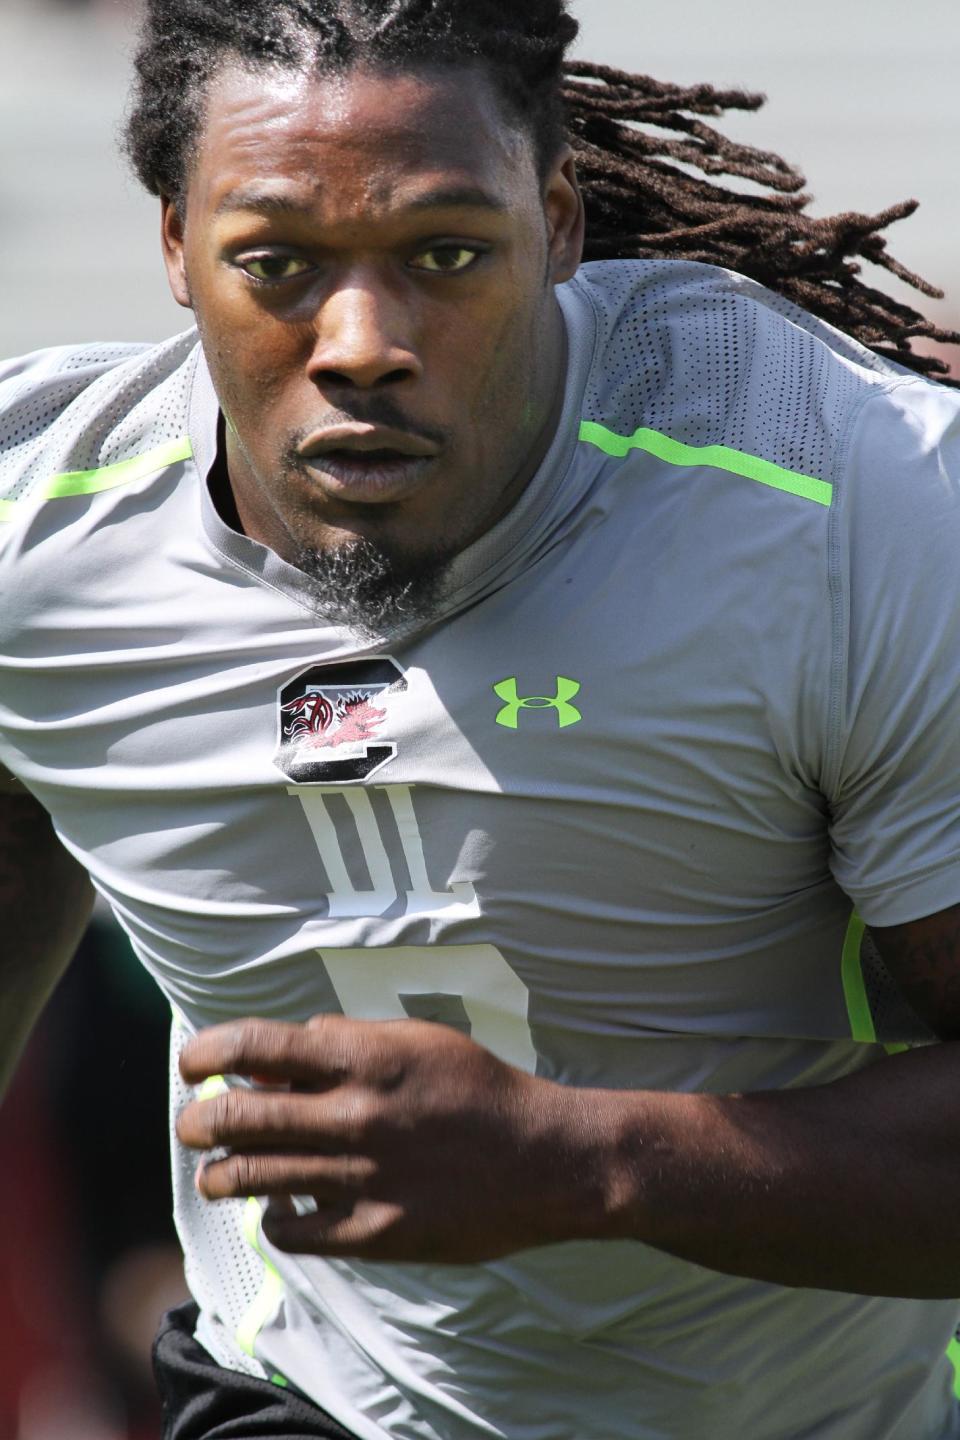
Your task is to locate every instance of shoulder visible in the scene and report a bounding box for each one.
[841,372,960,509]
[564,258,913,505]
[0,330,202,522]
[833,373,960,609]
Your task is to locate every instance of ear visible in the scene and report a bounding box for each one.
[161,196,193,310]
[544,146,585,286]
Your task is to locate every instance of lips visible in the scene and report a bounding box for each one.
[295,424,442,504]
[298,423,440,461]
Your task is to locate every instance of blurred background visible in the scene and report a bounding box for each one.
[2,0,958,361]
[1,0,958,1436]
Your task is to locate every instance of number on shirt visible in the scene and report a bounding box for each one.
[317,943,537,1073]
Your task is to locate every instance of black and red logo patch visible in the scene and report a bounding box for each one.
[275,658,407,784]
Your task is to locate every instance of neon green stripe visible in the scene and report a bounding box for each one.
[197,1085,287,1362]
[236,1197,285,1359]
[579,421,833,507]
[841,914,911,1053]
[0,437,193,522]
[189,1075,288,1366]
[841,911,877,1044]
[45,437,193,497]
[948,1336,960,1399]
[197,1074,227,1102]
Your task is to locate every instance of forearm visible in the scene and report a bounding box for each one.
[588,1042,960,1297]
[0,786,94,1100]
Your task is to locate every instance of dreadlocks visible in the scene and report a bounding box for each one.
[125,0,958,381]
[563,62,959,380]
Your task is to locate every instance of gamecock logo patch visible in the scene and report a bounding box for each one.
[275,657,407,784]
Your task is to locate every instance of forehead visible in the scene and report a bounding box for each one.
[191,60,535,215]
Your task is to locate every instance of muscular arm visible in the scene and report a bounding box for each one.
[585,907,960,1296]
[175,904,960,1296]
[582,907,960,1296]
[0,766,94,1100]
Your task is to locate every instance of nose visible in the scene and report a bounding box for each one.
[306,274,421,391]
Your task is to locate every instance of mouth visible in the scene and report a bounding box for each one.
[299,449,437,503]
[296,425,442,503]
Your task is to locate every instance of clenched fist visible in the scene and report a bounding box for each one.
[177,1014,624,1263]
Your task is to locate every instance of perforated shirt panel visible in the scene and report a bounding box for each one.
[0,331,199,504]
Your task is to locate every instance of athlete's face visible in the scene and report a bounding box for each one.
[162,61,584,583]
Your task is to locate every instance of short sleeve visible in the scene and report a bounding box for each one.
[827,379,960,926]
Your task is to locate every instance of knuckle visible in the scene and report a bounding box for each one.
[216,1086,248,1133]
[337,1090,374,1145]
[216,1022,249,1075]
[222,1018,269,1074]
[347,1154,378,1189]
[225,1152,267,1195]
[306,1013,352,1076]
[337,1201,402,1255]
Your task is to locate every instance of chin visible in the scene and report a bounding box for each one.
[291,531,452,638]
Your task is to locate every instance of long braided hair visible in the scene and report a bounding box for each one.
[125,0,958,381]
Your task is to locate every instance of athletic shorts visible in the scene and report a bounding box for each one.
[152,1301,359,1440]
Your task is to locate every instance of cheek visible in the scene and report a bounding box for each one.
[463,297,543,427]
[428,236,546,397]
[188,250,301,373]
[194,300,308,432]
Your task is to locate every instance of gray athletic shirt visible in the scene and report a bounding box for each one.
[2,260,960,1439]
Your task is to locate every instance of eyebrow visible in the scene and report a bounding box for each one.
[402,186,508,215]
[213,184,508,219]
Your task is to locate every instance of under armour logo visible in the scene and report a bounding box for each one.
[493,677,583,730]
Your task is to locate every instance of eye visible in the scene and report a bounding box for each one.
[408,246,484,275]
[237,254,313,284]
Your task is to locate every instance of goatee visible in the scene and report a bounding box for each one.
[292,534,450,639]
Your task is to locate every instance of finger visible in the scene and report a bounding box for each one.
[178,1083,379,1152]
[180,1015,358,1087]
[195,1150,376,1202]
[177,1087,342,1151]
[261,1197,399,1257]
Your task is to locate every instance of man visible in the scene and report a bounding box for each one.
[3,2,960,1436]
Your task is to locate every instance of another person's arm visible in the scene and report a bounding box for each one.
[0,766,94,1100]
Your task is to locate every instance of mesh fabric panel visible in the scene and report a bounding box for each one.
[578,260,895,480]
[168,1022,271,1381]
[0,331,200,505]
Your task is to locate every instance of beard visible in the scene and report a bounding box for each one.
[291,532,452,639]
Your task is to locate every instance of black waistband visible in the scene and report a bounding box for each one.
[152,1301,359,1440]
